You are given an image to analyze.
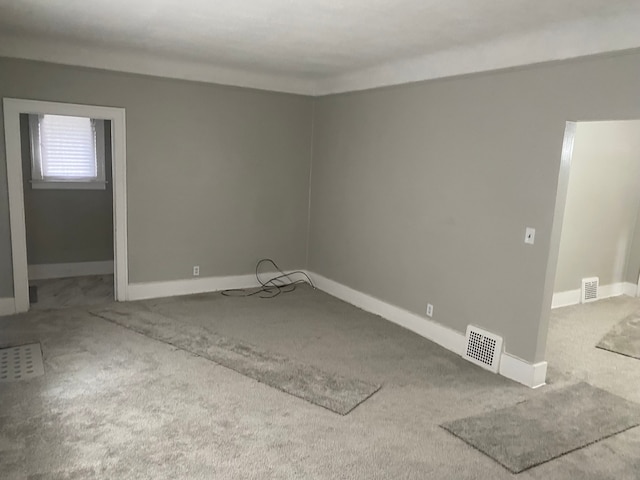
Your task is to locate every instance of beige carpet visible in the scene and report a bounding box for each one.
[29,275,114,310]
[1,288,640,479]
[442,382,640,473]
[597,312,640,360]
[91,304,381,415]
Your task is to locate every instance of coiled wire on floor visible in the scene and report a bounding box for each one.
[221,258,315,299]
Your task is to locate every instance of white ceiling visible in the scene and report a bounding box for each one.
[0,0,639,95]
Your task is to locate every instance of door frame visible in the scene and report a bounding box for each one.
[538,119,640,361]
[535,121,577,361]
[3,98,128,312]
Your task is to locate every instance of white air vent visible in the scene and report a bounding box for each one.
[581,277,599,303]
[0,343,44,382]
[463,326,503,373]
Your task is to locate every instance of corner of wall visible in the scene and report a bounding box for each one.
[499,353,547,389]
[304,98,317,270]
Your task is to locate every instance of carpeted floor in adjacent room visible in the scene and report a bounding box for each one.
[1,284,639,479]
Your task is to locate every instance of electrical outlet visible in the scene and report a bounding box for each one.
[193,265,200,277]
[426,303,434,318]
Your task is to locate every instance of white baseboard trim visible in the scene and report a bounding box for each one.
[309,272,465,355]
[28,261,114,280]
[624,282,637,297]
[552,281,637,309]
[0,297,17,317]
[499,353,547,389]
[551,289,581,309]
[307,271,545,388]
[127,271,283,301]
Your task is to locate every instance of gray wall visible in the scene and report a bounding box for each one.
[3,51,640,365]
[0,57,313,296]
[309,50,640,363]
[554,121,640,293]
[21,115,114,265]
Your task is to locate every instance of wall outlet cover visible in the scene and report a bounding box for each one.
[524,227,535,245]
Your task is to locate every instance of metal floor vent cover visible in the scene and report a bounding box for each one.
[0,343,44,382]
[463,326,503,373]
[581,277,599,303]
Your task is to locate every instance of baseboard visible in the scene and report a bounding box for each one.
[552,281,637,309]
[499,353,547,389]
[127,271,283,301]
[624,282,637,297]
[309,272,465,355]
[0,297,16,317]
[551,289,581,309]
[28,261,114,280]
[307,271,545,388]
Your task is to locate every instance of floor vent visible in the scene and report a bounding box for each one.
[463,326,503,373]
[29,285,38,304]
[581,277,599,303]
[0,343,45,382]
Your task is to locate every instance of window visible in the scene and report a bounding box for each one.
[29,114,106,189]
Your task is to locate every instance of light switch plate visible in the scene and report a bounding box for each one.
[525,227,535,245]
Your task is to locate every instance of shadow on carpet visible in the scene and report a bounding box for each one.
[597,313,640,360]
[90,305,380,415]
[441,382,640,473]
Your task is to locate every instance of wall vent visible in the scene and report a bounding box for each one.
[0,343,44,382]
[463,326,503,373]
[581,277,599,303]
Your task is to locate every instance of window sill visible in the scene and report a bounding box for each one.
[30,181,107,191]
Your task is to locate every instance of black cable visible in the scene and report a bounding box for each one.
[221,258,315,299]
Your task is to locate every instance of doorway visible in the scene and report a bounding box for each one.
[540,119,640,384]
[551,120,640,308]
[3,99,128,312]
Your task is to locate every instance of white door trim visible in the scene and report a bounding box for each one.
[2,98,128,311]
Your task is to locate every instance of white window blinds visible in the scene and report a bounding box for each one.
[29,114,105,188]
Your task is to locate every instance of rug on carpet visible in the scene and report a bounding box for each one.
[90,305,381,415]
[596,313,640,360]
[441,382,640,473]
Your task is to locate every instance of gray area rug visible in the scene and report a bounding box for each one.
[441,382,640,473]
[90,305,380,415]
[597,313,640,360]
